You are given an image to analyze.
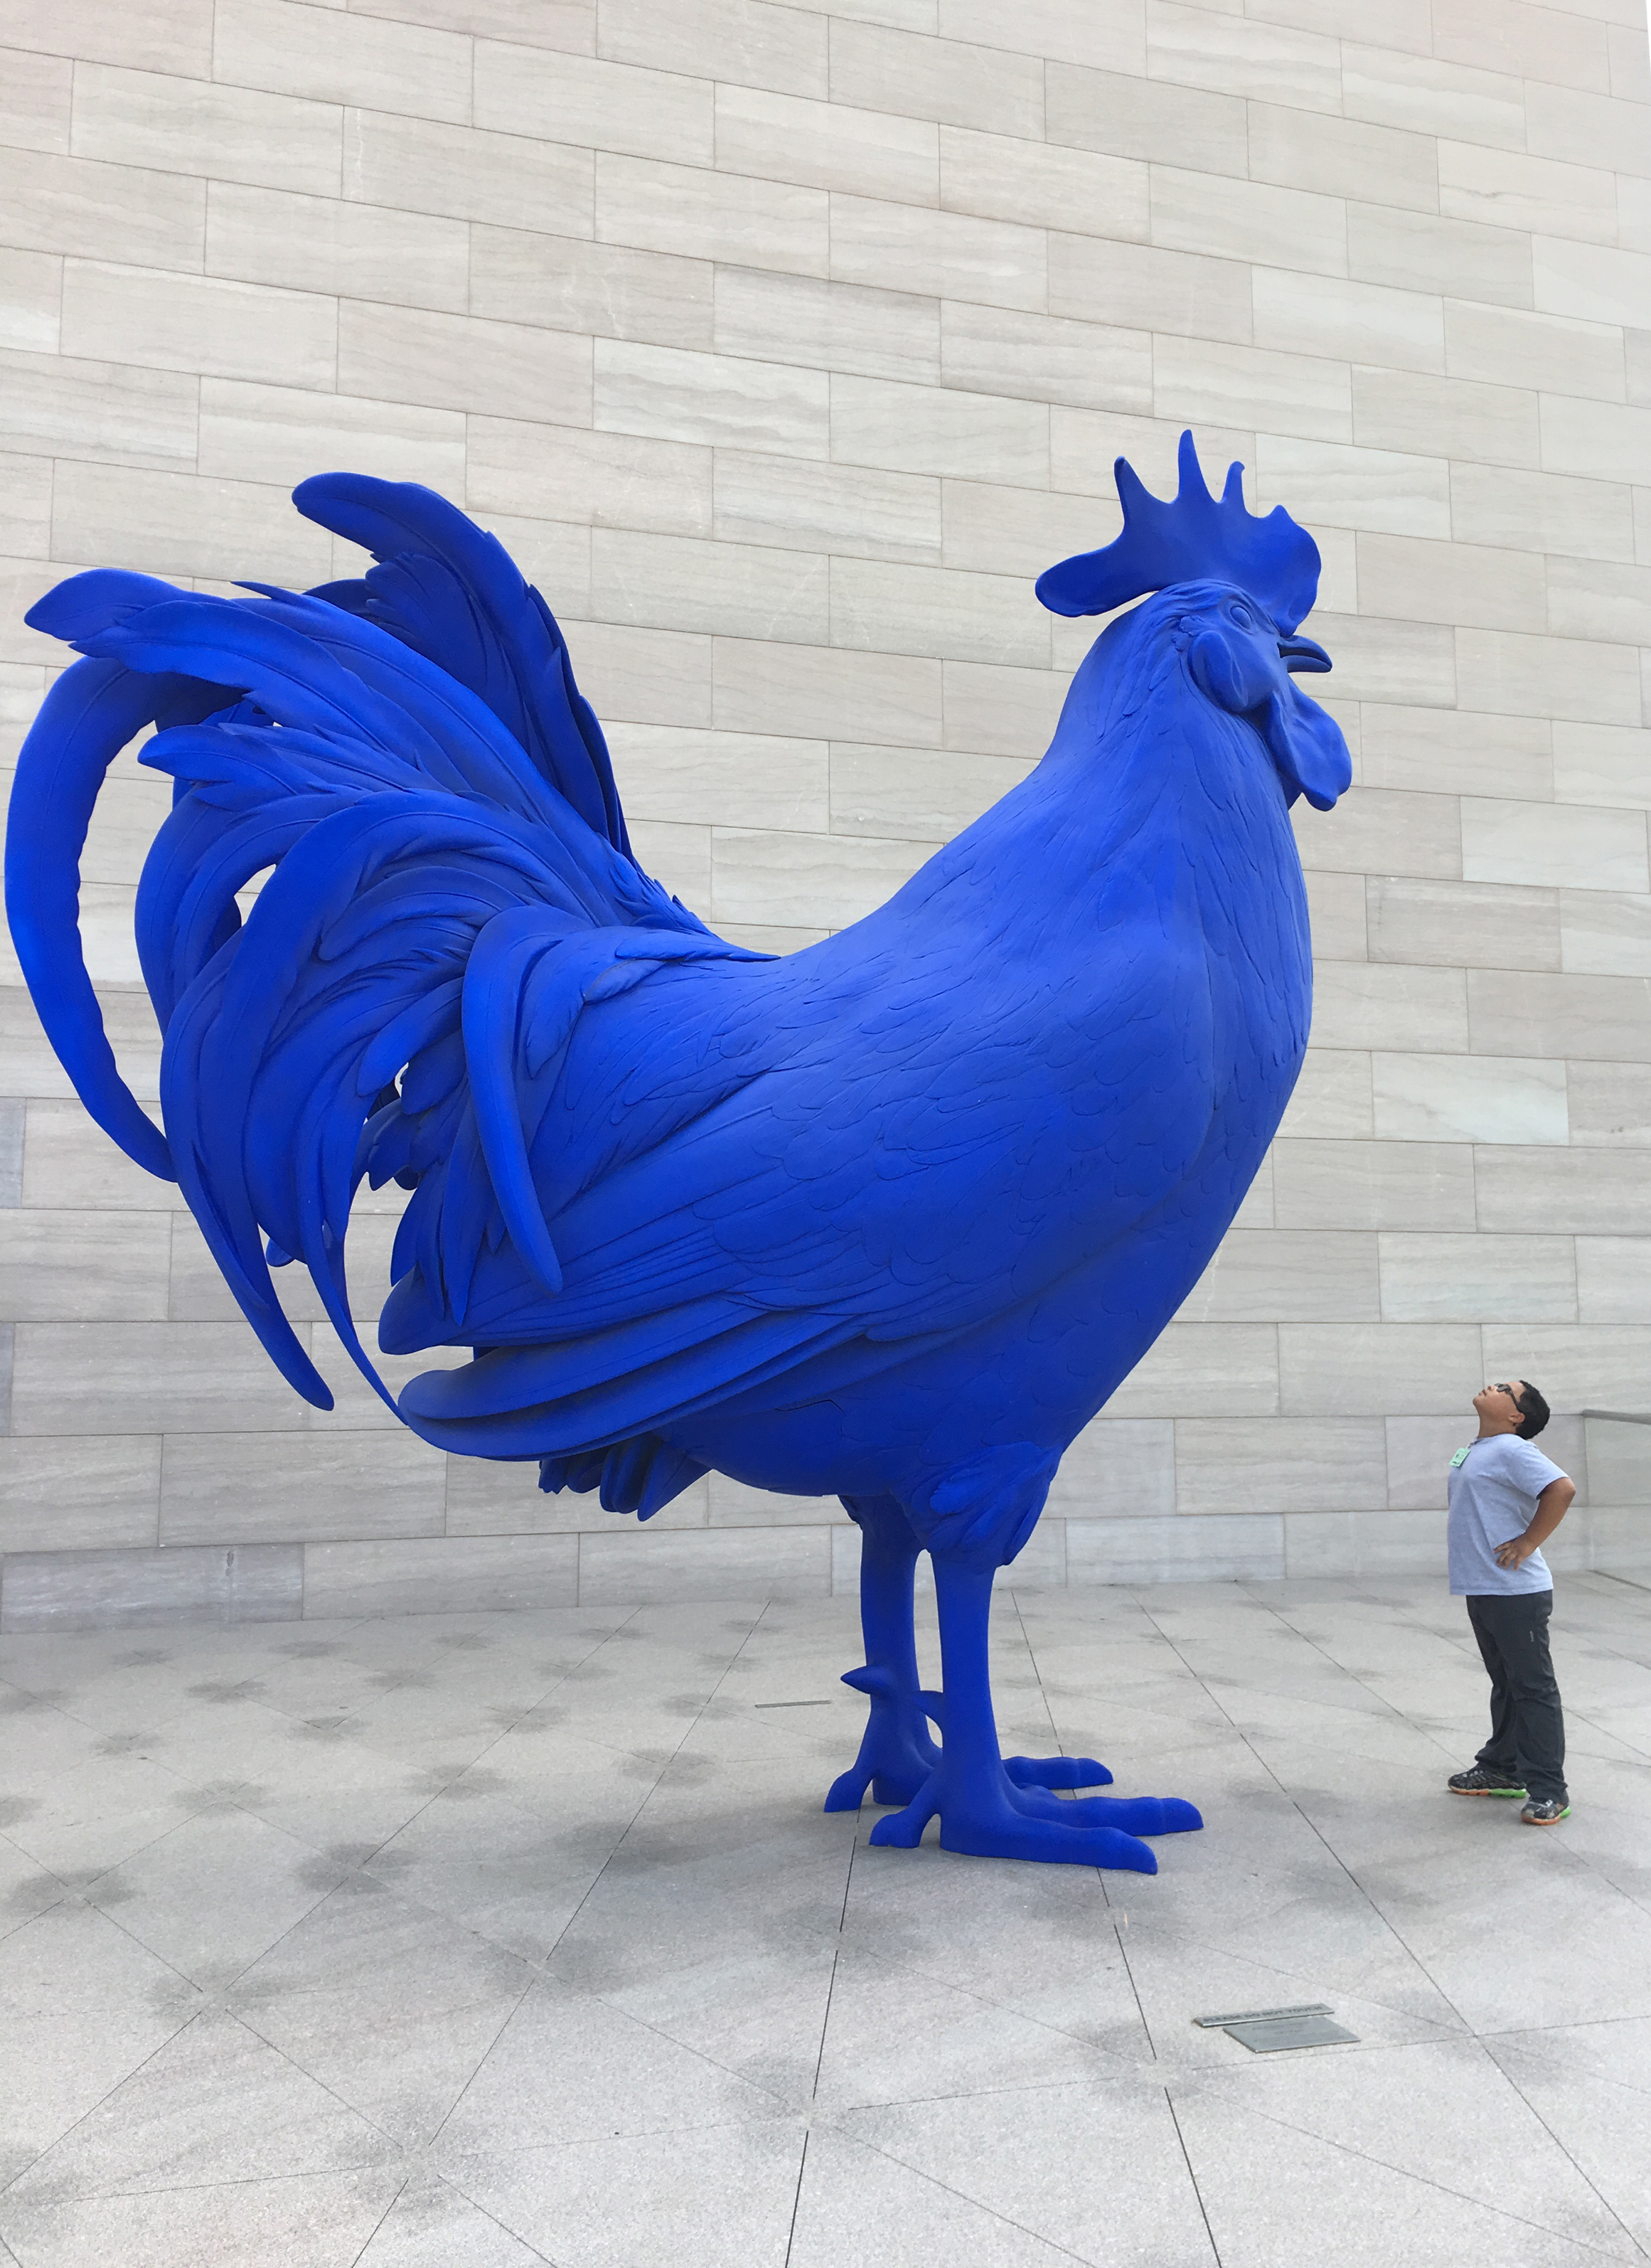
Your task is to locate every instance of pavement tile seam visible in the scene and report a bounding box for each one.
[1168,2082,1647,2265]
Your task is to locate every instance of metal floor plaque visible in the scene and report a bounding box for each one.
[1193,2003,1359,2053]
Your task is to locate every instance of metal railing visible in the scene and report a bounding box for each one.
[1581,1411,1651,1581]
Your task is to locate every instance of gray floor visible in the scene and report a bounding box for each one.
[2,1576,1650,2268]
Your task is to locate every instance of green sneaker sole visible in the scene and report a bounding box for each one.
[1450,1785,1527,1797]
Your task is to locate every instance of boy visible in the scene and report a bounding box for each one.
[1446,1380,1576,1826]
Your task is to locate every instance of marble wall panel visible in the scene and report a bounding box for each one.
[1475,1147,1651,1235]
[1175,1417,1389,1515]
[206,183,469,314]
[1358,705,1553,802]
[1462,799,1650,894]
[198,379,466,491]
[594,531,829,645]
[1295,788,1461,881]
[1274,1139,1479,1231]
[9,150,205,273]
[71,65,341,196]
[1278,1049,1374,1139]
[338,304,592,424]
[1046,64,1246,174]
[1576,1237,1651,1323]
[829,555,1044,667]
[0,346,197,473]
[940,661,1069,760]
[0,1208,170,1321]
[1101,1325,1280,1419]
[9,1321,314,1437]
[0,1542,301,1632]
[1336,46,1525,151]
[713,637,941,746]
[598,153,828,279]
[213,0,469,122]
[609,725,828,833]
[1367,877,1561,973]
[1444,300,1628,403]
[1065,1514,1285,1587]
[831,374,1049,486]
[1559,890,1651,979]
[938,127,1146,242]
[1311,964,1470,1054]
[1280,1322,1486,1417]
[1372,1052,1570,1145]
[1149,6,1341,112]
[715,87,937,206]
[829,21,1047,139]
[1482,1326,1651,1412]
[471,228,712,352]
[303,1535,579,1619]
[1348,203,1532,309]
[1044,1419,1176,1520]
[1177,1231,1380,1324]
[0,1436,161,1554]
[713,267,936,384]
[1569,1060,1651,1147]
[4,0,1647,1612]
[1257,436,1450,539]
[1377,1233,1578,1324]
[1470,969,1651,1064]
[471,46,714,166]
[343,111,594,233]
[1254,268,1444,374]
[599,0,826,101]
[4,0,213,76]
[941,302,1152,416]
[466,418,711,537]
[577,1525,830,1605]
[1048,235,1251,344]
[159,1431,445,1546]
[709,827,934,931]
[48,460,335,588]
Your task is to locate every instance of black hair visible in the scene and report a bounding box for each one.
[1514,1381,1550,1440]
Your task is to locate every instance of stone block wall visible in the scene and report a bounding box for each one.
[2,0,1649,1626]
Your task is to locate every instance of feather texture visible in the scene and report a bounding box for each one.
[7,463,1345,1539]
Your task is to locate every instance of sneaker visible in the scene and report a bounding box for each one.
[1448,1766,1527,1796]
[1521,1798,1570,1825]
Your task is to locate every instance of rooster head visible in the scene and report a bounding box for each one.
[1036,431,1352,814]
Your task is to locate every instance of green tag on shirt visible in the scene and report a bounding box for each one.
[1450,1446,1472,1469]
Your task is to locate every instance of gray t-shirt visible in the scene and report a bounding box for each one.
[1447,1434,1567,1596]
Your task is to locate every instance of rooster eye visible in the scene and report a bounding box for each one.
[1228,603,1254,629]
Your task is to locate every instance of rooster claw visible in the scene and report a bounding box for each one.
[1003,1753,1113,1789]
[868,1770,1161,1872]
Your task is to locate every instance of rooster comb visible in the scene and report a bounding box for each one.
[1035,430,1320,637]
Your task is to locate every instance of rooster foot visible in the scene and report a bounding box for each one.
[1003,1754,1113,1791]
[867,1762,1200,1872]
[823,1664,941,1811]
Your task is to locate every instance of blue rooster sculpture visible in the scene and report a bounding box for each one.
[6,431,1350,1873]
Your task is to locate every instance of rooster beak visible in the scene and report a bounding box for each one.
[1277,632,1331,675]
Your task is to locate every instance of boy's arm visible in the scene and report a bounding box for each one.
[1493,1476,1576,1570]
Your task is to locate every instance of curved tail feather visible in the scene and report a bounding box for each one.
[5,475,727,1430]
[293,473,633,856]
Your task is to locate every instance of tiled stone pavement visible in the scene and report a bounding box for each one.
[2,1573,1650,2267]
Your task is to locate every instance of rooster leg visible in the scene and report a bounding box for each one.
[870,1545,1202,1871]
[823,1494,942,1811]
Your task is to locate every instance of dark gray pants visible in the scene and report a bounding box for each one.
[1468,1590,1566,1804]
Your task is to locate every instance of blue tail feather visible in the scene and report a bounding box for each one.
[6,475,734,1443]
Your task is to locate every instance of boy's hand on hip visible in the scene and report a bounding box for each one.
[1495,1533,1539,1570]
